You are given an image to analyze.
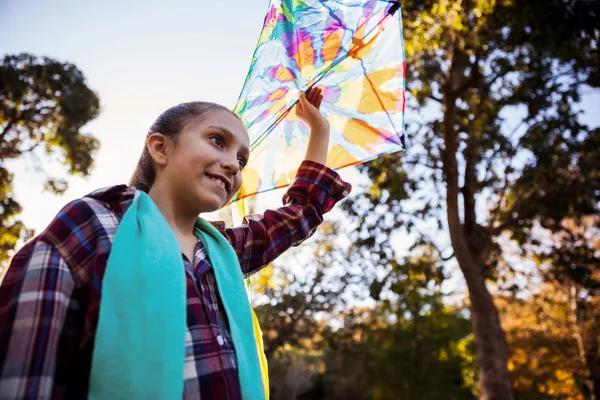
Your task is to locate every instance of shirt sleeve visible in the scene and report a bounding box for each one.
[0,239,79,399]
[223,160,352,278]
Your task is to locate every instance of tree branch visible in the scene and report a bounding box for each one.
[428,94,444,104]
[0,104,55,158]
[20,140,43,155]
[452,56,482,97]
[0,117,16,144]
[463,137,478,236]
[442,44,485,284]
[488,121,541,234]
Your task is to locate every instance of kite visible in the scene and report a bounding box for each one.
[232,0,406,205]
[230,2,406,395]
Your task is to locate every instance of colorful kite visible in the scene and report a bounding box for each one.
[232,0,406,203]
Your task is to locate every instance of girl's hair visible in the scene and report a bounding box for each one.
[129,101,237,192]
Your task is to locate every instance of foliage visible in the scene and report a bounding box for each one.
[255,232,478,399]
[329,248,478,400]
[0,53,100,263]
[318,306,476,400]
[252,221,359,360]
[341,0,599,397]
[497,282,593,400]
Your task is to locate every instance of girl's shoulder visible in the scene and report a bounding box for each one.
[32,185,137,277]
[7,185,137,288]
[84,184,137,217]
[44,183,136,236]
[44,184,135,231]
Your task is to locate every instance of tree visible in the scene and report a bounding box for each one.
[251,221,362,399]
[253,221,357,361]
[497,284,588,399]
[0,53,100,263]
[503,217,600,399]
[256,237,479,399]
[320,247,477,400]
[342,0,599,398]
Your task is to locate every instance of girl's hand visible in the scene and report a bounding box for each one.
[298,87,330,165]
[297,87,329,131]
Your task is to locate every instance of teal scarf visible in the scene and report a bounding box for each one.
[89,191,265,399]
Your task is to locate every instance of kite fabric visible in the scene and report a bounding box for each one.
[232,0,406,204]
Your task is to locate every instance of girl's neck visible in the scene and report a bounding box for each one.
[147,183,197,238]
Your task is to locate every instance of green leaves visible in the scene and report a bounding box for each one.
[0,167,29,264]
[340,0,599,396]
[0,53,100,262]
[0,53,100,171]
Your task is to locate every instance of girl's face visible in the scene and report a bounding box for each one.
[163,110,250,214]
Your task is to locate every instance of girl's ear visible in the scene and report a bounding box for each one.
[147,133,170,167]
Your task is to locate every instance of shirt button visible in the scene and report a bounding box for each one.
[217,335,224,346]
[342,190,349,196]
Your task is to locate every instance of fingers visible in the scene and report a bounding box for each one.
[304,87,313,104]
[298,91,307,110]
[304,86,324,109]
[316,92,323,109]
[311,88,323,110]
[297,87,328,130]
[308,87,318,103]
[312,87,323,109]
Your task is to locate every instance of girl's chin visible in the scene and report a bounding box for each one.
[194,194,228,214]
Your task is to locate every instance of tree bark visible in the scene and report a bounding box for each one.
[442,47,514,400]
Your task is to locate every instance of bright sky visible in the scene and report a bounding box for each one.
[1,0,363,236]
[1,0,598,275]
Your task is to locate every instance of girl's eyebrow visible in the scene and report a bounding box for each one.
[207,125,250,158]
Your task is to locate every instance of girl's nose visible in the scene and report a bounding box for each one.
[221,155,240,174]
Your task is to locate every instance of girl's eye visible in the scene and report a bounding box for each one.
[210,135,224,148]
[238,158,247,169]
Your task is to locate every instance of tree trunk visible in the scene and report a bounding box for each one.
[442,49,514,398]
[462,262,514,400]
[445,179,514,399]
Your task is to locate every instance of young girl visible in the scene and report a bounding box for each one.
[0,87,351,399]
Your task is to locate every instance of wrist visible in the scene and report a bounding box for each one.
[308,120,330,136]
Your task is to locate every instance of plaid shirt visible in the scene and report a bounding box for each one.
[0,161,350,400]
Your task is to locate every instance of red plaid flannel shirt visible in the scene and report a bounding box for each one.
[0,161,350,399]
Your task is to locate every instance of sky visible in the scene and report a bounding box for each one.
[1,0,365,235]
[1,0,599,287]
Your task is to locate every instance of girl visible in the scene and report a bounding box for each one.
[0,87,351,399]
